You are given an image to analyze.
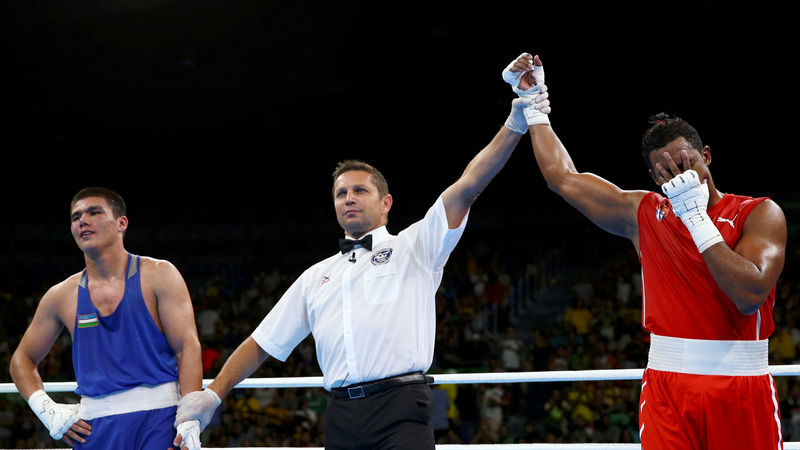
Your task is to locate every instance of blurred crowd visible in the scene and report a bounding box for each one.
[2,229,800,448]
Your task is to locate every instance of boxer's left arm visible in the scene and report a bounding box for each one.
[148,260,203,443]
[151,259,202,396]
[654,151,787,314]
[704,199,786,314]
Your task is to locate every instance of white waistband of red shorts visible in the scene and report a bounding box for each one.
[647,333,769,376]
[78,381,180,420]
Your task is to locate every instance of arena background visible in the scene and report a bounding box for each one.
[1,1,798,447]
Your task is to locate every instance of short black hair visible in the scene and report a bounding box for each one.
[71,187,127,218]
[641,113,704,169]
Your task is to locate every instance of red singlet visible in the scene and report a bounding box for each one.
[636,192,782,450]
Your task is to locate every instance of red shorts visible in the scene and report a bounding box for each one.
[639,368,783,450]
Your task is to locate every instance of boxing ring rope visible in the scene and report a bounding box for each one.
[4,366,800,449]
[13,447,800,450]
[206,447,800,450]
[4,364,799,393]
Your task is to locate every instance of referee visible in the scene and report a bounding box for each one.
[172,96,545,448]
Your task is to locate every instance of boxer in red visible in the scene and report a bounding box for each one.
[503,52,786,449]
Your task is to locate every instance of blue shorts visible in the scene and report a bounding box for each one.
[74,405,178,450]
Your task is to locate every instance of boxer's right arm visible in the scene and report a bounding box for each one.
[503,51,646,240]
[10,285,66,399]
[10,281,92,445]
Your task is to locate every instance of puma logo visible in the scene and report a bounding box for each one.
[716,215,737,229]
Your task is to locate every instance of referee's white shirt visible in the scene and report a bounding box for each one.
[251,195,468,390]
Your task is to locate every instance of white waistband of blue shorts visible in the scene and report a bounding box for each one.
[79,381,180,420]
[647,333,769,376]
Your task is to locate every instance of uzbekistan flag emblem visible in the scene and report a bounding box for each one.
[78,313,99,328]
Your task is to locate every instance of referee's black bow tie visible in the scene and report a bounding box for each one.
[339,235,372,254]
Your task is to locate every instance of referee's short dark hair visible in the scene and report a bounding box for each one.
[332,160,390,198]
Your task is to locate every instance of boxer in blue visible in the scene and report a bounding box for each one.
[10,187,203,449]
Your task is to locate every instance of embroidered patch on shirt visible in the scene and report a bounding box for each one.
[321,274,331,285]
[371,248,393,265]
[78,313,99,328]
[656,198,672,222]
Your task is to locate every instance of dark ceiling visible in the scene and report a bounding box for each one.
[0,1,794,252]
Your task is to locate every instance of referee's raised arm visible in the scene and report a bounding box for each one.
[441,123,524,229]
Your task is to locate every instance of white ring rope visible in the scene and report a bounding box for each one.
[3,365,799,393]
[199,446,800,450]
[17,444,800,449]
[198,446,800,450]
[5,367,799,449]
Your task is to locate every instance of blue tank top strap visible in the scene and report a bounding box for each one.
[127,254,139,279]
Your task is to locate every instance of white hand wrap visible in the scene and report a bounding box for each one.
[501,53,545,96]
[661,170,724,252]
[27,390,81,440]
[176,419,202,450]
[505,89,551,133]
[501,54,550,126]
[174,388,221,432]
[505,98,528,134]
[522,85,550,125]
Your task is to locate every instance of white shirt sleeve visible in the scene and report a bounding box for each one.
[251,271,311,361]
[410,195,469,271]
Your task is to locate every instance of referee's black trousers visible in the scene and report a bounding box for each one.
[323,383,434,450]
